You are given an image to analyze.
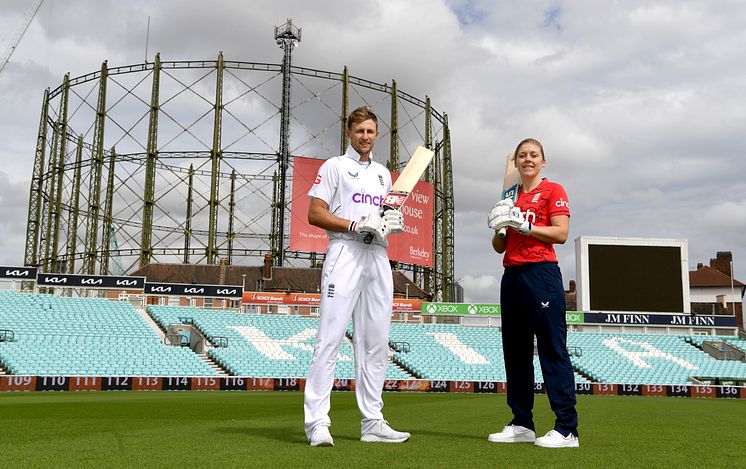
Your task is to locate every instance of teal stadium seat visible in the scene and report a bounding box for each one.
[147,306,410,379]
[0,290,215,377]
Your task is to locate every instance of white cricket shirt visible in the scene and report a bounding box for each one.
[308,145,391,244]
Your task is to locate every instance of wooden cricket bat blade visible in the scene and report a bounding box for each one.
[497,152,519,239]
[363,145,434,244]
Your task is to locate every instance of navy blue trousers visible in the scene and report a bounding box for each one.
[500,262,578,437]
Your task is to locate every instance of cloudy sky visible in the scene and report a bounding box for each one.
[1,0,745,308]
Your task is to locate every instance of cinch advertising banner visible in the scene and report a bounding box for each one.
[289,156,435,267]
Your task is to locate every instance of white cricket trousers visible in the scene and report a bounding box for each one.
[304,239,394,438]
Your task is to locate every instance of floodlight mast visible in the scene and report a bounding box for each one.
[273,19,301,267]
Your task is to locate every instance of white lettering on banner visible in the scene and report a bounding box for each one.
[605,314,650,324]
[184,287,205,294]
[116,279,137,286]
[410,192,429,205]
[426,332,490,365]
[81,278,103,285]
[45,277,67,284]
[5,270,29,277]
[403,225,419,235]
[602,337,698,370]
[401,205,424,219]
[671,316,715,326]
[409,246,429,260]
[229,326,352,362]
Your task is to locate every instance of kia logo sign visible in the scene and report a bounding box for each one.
[81,278,103,285]
[4,270,29,277]
[216,288,237,295]
[45,277,68,284]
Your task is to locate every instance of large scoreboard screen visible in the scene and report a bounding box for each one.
[576,237,690,313]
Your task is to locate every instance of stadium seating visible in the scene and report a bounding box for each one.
[3,289,746,385]
[0,290,216,376]
[389,323,590,383]
[568,332,746,384]
[147,306,410,379]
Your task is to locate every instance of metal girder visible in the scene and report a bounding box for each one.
[441,115,455,301]
[389,80,399,172]
[140,53,161,267]
[101,148,117,274]
[340,66,349,154]
[66,135,83,273]
[84,61,108,275]
[183,164,194,264]
[24,88,49,268]
[227,169,237,264]
[207,52,224,265]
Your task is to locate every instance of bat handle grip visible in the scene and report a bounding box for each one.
[497,227,508,239]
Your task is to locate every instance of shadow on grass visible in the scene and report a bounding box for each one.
[215,425,484,446]
[412,429,485,441]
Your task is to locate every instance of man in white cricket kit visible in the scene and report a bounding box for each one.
[303,107,410,447]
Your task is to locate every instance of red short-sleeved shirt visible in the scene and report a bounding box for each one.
[503,178,570,267]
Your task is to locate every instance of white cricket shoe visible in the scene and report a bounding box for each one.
[360,420,410,443]
[487,425,536,443]
[534,429,579,448]
[308,425,334,447]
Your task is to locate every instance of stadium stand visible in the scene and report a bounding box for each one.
[0,290,216,376]
[568,332,746,385]
[147,306,411,379]
[3,290,746,386]
[389,323,590,383]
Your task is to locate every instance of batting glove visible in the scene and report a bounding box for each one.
[493,207,532,235]
[382,209,405,234]
[488,198,514,230]
[350,213,389,243]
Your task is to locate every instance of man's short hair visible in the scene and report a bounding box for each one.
[346,106,378,131]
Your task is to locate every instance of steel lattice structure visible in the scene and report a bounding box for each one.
[24,20,456,300]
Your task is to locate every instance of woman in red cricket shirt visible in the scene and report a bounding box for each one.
[487,138,579,448]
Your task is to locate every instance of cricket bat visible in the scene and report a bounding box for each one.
[363,145,435,244]
[497,152,520,238]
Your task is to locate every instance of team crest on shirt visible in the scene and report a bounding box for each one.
[531,193,541,203]
[378,175,384,187]
[327,284,335,298]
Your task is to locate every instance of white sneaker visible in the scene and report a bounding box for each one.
[308,425,334,447]
[535,429,579,448]
[488,425,536,443]
[360,420,410,443]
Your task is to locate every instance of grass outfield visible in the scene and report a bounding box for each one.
[1,391,744,468]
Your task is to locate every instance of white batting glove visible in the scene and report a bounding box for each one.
[494,206,532,235]
[382,209,404,234]
[487,198,514,230]
[350,213,389,243]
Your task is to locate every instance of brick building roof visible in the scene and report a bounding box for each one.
[689,265,744,288]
